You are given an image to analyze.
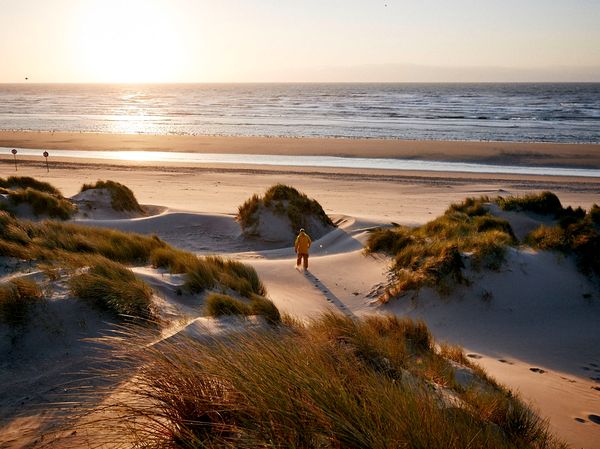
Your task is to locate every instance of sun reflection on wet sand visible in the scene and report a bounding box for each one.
[5,147,600,178]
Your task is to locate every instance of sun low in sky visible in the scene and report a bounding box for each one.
[0,0,599,83]
[76,0,184,83]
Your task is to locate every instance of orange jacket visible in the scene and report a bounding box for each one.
[294,231,312,254]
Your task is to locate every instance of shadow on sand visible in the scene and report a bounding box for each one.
[302,270,355,319]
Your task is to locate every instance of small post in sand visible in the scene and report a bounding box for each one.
[11,149,17,171]
[43,151,49,173]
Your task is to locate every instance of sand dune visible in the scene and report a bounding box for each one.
[74,201,600,447]
[2,160,600,448]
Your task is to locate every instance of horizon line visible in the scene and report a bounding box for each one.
[2,80,600,85]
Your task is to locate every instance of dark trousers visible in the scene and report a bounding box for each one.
[296,253,309,269]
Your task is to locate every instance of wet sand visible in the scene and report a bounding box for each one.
[1,131,600,168]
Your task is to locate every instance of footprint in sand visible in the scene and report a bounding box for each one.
[591,386,600,392]
[560,376,577,383]
[574,417,586,423]
[529,368,546,374]
[498,359,514,365]
[467,354,483,359]
[588,415,600,425]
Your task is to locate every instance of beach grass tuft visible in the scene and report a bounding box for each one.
[525,203,600,276]
[6,187,76,219]
[0,176,62,196]
[497,191,563,216]
[0,176,75,219]
[69,257,154,319]
[204,292,250,317]
[237,184,334,234]
[184,255,266,298]
[80,180,145,213]
[366,196,515,300]
[0,278,44,326]
[150,246,199,273]
[204,292,281,324]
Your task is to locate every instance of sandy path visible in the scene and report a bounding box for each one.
[240,219,388,319]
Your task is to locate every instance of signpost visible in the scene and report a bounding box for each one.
[11,149,17,171]
[43,151,49,172]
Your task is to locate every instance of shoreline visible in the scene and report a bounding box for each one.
[2,131,600,169]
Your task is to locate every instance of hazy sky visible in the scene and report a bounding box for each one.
[1,0,599,82]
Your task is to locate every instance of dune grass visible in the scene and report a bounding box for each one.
[0,176,62,196]
[93,313,563,449]
[525,203,600,277]
[0,212,166,264]
[237,184,334,233]
[81,180,145,213]
[366,197,515,301]
[498,191,600,276]
[0,177,75,220]
[204,292,250,317]
[368,192,599,302]
[497,191,564,216]
[1,211,268,320]
[5,187,76,219]
[184,255,266,298]
[69,257,154,319]
[205,292,281,324]
[0,278,43,326]
[237,193,260,228]
[149,246,199,273]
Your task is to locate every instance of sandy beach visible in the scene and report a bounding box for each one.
[1,133,600,448]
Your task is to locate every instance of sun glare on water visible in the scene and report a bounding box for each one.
[77,0,184,83]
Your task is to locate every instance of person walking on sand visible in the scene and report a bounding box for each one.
[294,228,312,270]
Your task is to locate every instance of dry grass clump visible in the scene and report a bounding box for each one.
[69,257,154,319]
[497,191,564,216]
[498,191,600,276]
[0,177,74,220]
[150,247,199,273]
[80,180,144,213]
[0,278,43,326]
[525,203,600,277]
[94,313,564,449]
[366,197,515,300]
[204,292,249,317]
[5,187,76,219]
[205,292,281,324]
[185,255,266,298]
[237,184,334,233]
[0,176,62,196]
[237,193,260,228]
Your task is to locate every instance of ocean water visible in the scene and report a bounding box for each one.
[0,83,599,143]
